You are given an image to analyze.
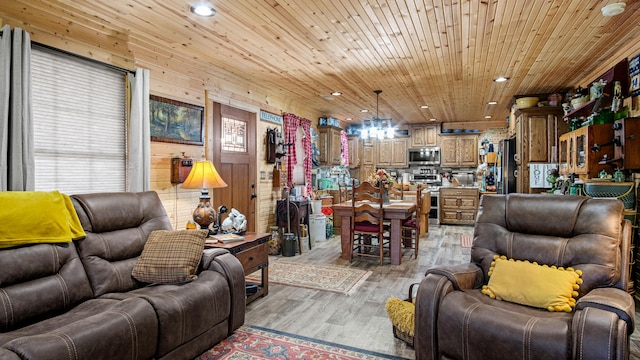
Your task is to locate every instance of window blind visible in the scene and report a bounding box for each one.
[31,46,127,194]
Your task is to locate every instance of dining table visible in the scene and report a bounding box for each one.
[332,199,416,265]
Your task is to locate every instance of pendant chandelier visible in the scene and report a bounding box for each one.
[360,90,395,140]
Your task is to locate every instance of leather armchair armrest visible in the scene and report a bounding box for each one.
[424,263,484,291]
[576,287,635,335]
[199,248,246,335]
[415,263,483,359]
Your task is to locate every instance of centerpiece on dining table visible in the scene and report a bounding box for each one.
[366,169,395,204]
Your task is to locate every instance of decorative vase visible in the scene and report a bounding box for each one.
[382,187,390,204]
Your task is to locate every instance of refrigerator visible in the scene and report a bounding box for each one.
[499,138,517,194]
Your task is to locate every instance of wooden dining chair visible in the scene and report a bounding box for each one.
[401,184,422,259]
[387,184,403,200]
[350,179,389,265]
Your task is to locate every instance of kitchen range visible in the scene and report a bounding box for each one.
[409,167,442,224]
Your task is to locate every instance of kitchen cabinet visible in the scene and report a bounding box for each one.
[359,143,375,183]
[439,187,479,225]
[347,135,360,168]
[317,126,342,166]
[514,107,568,193]
[558,124,614,178]
[439,135,478,167]
[410,124,439,147]
[376,138,409,168]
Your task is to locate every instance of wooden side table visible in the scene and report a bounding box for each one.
[206,232,270,304]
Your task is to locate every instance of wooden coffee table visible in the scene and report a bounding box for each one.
[206,232,270,304]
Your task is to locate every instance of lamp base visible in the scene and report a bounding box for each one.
[192,192,217,236]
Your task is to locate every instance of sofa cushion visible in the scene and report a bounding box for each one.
[438,289,573,360]
[0,298,158,360]
[100,270,231,358]
[481,255,583,312]
[132,229,208,284]
[71,191,173,296]
[0,243,94,332]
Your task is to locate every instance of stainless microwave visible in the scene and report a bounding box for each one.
[408,147,440,165]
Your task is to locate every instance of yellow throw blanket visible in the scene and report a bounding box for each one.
[0,191,86,249]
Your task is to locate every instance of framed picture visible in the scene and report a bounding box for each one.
[150,95,204,145]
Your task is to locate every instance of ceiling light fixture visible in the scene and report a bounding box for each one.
[360,90,395,140]
[331,91,342,96]
[190,4,216,17]
[494,76,509,83]
[429,118,436,122]
[484,115,492,119]
[601,2,626,16]
[360,109,369,113]
[487,101,498,105]
[420,105,429,109]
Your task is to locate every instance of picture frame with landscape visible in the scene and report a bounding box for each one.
[150,95,204,145]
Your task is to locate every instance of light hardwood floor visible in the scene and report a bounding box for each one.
[244,223,475,358]
[245,223,640,359]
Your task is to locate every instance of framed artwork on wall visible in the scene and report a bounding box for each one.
[150,95,204,145]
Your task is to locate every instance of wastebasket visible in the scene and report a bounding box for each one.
[281,233,297,257]
[309,214,326,242]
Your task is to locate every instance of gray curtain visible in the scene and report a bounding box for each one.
[0,24,34,191]
[128,68,151,192]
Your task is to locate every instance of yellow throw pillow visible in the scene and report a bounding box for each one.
[132,229,209,284]
[481,255,583,312]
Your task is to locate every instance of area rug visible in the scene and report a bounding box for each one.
[197,325,408,359]
[248,260,371,295]
[460,234,473,248]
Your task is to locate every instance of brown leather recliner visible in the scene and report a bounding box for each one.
[415,194,635,360]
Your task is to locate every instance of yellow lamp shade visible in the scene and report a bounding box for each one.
[181,160,228,189]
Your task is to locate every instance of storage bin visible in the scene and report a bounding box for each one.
[309,214,327,242]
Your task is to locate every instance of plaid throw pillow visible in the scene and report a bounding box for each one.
[132,229,209,284]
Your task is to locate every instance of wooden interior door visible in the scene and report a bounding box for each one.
[211,103,256,232]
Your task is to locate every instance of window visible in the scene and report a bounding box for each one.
[31,46,127,194]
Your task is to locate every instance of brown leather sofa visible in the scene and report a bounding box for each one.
[0,191,246,360]
[415,194,635,360]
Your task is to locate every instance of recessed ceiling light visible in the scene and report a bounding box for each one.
[429,118,436,122]
[420,105,429,109]
[601,2,626,16]
[494,76,508,83]
[331,91,342,96]
[360,109,369,113]
[346,117,352,121]
[487,101,498,105]
[484,115,492,119]
[190,4,216,17]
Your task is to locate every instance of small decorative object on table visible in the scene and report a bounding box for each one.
[220,208,247,235]
[366,169,395,204]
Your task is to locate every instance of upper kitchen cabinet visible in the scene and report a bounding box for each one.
[515,107,566,164]
[347,135,360,168]
[440,135,478,167]
[513,106,568,193]
[410,124,439,147]
[317,125,342,166]
[376,138,409,168]
[359,142,375,183]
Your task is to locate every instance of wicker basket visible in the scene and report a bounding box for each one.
[390,283,419,347]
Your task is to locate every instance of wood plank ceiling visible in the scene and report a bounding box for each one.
[3,0,640,129]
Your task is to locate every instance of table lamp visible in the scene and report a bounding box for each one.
[181,159,228,235]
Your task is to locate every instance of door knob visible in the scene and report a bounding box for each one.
[251,193,257,199]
